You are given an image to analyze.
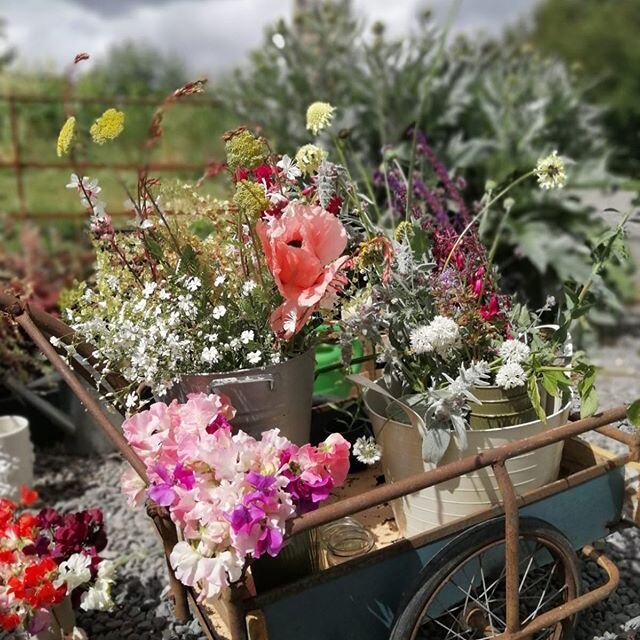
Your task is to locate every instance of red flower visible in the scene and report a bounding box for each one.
[325,195,342,215]
[0,612,20,632]
[253,164,275,186]
[480,294,500,321]
[16,513,38,538]
[20,485,38,507]
[0,549,15,563]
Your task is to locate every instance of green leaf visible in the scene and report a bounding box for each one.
[541,371,559,397]
[580,387,599,419]
[528,376,546,422]
[627,399,640,428]
[146,236,164,262]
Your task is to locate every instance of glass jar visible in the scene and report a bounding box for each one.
[320,517,375,567]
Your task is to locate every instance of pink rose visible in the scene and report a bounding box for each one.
[257,203,349,339]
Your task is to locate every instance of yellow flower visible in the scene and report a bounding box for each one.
[306,102,336,136]
[393,221,413,241]
[90,108,125,145]
[56,116,76,157]
[224,129,268,171]
[295,144,327,175]
[233,180,269,218]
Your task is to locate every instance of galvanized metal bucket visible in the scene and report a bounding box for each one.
[468,385,539,430]
[166,349,315,445]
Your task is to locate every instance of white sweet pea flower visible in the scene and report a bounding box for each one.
[80,578,114,611]
[58,553,92,591]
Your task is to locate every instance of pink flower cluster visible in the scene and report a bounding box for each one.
[121,393,350,601]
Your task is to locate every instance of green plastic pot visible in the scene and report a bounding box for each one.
[313,339,364,399]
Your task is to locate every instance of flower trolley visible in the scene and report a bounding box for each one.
[3,291,639,640]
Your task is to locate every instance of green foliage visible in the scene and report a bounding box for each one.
[529,0,640,173]
[627,399,640,428]
[76,41,187,98]
[220,1,632,329]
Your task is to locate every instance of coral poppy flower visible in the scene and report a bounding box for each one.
[256,203,349,339]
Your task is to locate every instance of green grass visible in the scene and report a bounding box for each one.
[0,97,237,239]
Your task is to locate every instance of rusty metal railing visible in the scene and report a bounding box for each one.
[1,289,636,640]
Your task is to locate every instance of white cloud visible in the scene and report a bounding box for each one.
[3,0,537,77]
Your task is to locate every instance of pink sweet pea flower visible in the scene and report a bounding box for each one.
[256,202,350,339]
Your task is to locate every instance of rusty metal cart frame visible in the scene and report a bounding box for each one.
[2,291,637,640]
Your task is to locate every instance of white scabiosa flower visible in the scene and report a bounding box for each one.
[535,150,567,190]
[495,362,527,389]
[410,316,460,357]
[352,436,382,465]
[306,102,336,135]
[498,339,531,364]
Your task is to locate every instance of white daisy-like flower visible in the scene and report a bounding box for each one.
[352,436,382,465]
[242,280,257,296]
[276,154,302,181]
[409,316,460,357]
[247,351,262,365]
[142,282,157,298]
[498,340,531,364]
[240,330,254,344]
[212,305,227,319]
[283,309,298,336]
[201,346,220,364]
[495,362,527,389]
[125,393,139,410]
[186,277,202,292]
[270,352,282,364]
[213,275,226,287]
[229,338,240,350]
[534,150,567,190]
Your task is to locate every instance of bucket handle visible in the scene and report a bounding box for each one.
[347,374,425,431]
[208,373,276,393]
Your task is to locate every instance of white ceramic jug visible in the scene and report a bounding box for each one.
[0,415,34,500]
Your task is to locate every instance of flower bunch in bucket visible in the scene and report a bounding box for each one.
[120,393,350,601]
[0,487,115,637]
[340,129,628,463]
[57,80,354,413]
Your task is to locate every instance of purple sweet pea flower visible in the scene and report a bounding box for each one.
[174,463,196,491]
[206,414,232,434]
[148,464,178,507]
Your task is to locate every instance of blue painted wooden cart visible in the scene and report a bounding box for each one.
[2,292,637,640]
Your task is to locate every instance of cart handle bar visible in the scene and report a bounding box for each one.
[290,405,629,536]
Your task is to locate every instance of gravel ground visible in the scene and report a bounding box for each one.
[5,314,640,640]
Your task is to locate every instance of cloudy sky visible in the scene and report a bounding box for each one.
[3,0,538,78]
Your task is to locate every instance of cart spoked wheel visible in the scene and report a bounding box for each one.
[390,517,582,640]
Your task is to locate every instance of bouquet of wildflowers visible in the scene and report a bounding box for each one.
[0,487,115,636]
[337,126,626,462]
[120,393,350,601]
[58,81,354,408]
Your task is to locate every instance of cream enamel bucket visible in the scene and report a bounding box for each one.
[364,384,571,538]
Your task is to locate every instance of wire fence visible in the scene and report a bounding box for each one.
[0,93,225,222]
